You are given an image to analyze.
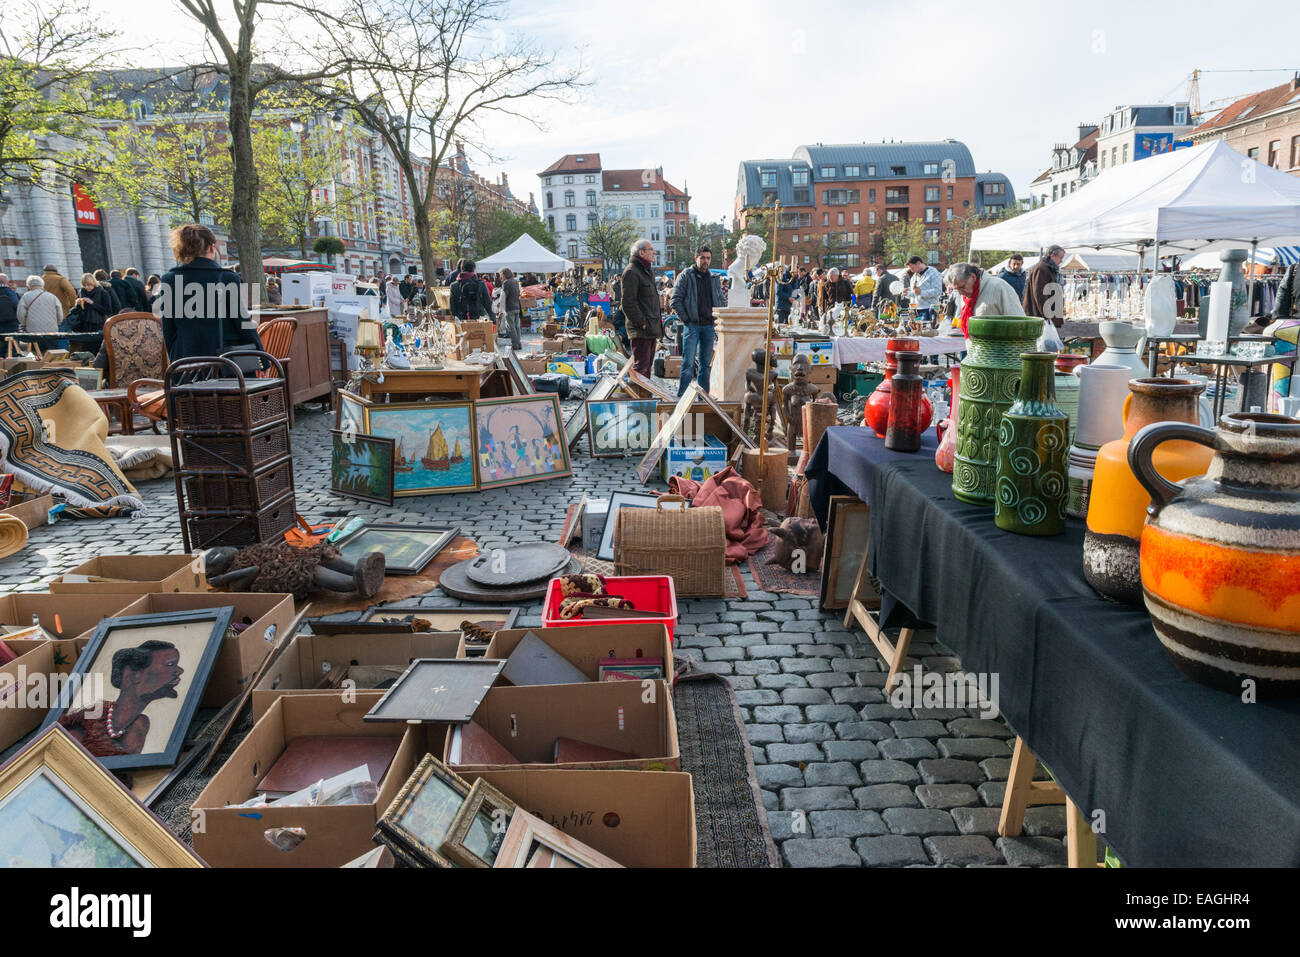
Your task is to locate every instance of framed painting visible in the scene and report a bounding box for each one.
[626,370,676,402]
[0,725,203,867]
[492,807,623,868]
[335,388,370,435]
[39,607,232,771]
[439,778,517,868]
[565,375,617,451]
[74,367,103,391]
[635,382,700,483]
[330,430,395,506]
[363,400,478,496]
[334,523,459,575]
[364,658,506,723]
[474,394,572,489]
[597,491,688,562]
[376,754,473,868]
[587,399,659,458]
[501,349,535,396]
[819,496,874,611]
[359,606,519,632]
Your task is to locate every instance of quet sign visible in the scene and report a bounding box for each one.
[72,183,100,227]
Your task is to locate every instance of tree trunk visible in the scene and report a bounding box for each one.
[227,62,262,289]
[413,200,436,282]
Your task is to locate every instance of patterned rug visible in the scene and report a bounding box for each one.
[747,540,820,596]
[0,369,141,512]
[673,661,779,868]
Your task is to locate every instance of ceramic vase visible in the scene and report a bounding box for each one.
[1130,412,1300,694]
[1066,364,1133,518]
[952,316,1044,505]
[995,353,1069,535]
[1096,321,1148,379]
[1054,353,1087,448]
[935,365,961,473]
[863,337,918,436]
[885,351,924,452]
[1218,249,1251,337]
[1083,378,1213,604]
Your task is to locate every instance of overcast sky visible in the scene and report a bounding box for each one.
[115,0,1297,224]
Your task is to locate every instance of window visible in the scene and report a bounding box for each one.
[762,191,777,205]
[563,175,573,184]
[1100,152,1106,169]
[885,187,907,203]
[1247,147,1260,161]
[1291,136,1300,169]
[922,162,939,175]
[853,211,860,225]
[822,212,829,226]
[793,188,809,203]
[546,193,554,208]
[587,212,597,228]
[891,165,906,175]
[837,212,844,226]
[804,256,810,264]
[636,205,645,218]
[1269,140,1281,167]
[621,205,630,218]
[760,169,777,187]
[585,174,595,183]
[925,186,940,202]
[792,234,799,243]
[568,241,579,258]
[666,220,675,237]
[820,166,836,178]
[1121,144,1128,164]
[1052,184,1059,201]
[1111,147,1117,166]
[564,190,574,206]
[925,207,940,223]
[545,177,553,186]
[946,208,952,221]
[792,169,809,186]
[547,215,555,230]
[925,228,940,244]
[886,210,900,223]
[867,165,876,176]
[665,201,674,212]
[868,211,876,225]
[984,182,1004,195]
[926,250,940,265]
[844,165,860,177]
[586,190,596,206]
[565,214,577,231]
[1174,105,1187,125]
[868,188,876,202]
[650,205,659,218]
[651,228,660,241]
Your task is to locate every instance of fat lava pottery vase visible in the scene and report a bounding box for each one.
[952,316,1044,505]
[864,337,931,438]
[935,365,961,473]
[885,351,924,452]
[1129,412,1300,694]
[995,353,1069,535]
[1083,378,1213,604]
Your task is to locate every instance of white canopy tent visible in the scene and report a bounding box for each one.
[475,233,573,273]
[1177,245,1300,271]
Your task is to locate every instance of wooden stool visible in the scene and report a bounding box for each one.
[999,736,1099,868]
[89,389,134,436]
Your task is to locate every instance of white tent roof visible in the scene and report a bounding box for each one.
[1178,245,1300,270]
[970,140,1300,255]
[476,233,573,272]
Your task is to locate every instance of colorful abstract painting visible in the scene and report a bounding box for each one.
[474,395,572,489]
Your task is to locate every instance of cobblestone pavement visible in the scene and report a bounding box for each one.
[0,360,1071,868]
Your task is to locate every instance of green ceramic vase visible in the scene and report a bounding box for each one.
[995,353,1069,535]
[953,316,1044,504]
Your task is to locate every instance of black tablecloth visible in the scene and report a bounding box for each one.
[806,425,940,526]
[854,442,1300,867]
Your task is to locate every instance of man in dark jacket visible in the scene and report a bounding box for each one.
[873,263,902,305]
[0,275,19,333]
[621,239,664,377]
[399,274,415,304]
[449,261,492,321]
[775,269,795,324]
[670,245,724,395]
[1023,244,1066,329]
[122,268,150,311]
[109,270,140,312]
[998,254,1027,300]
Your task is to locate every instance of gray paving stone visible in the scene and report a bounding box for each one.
[857,759,921,785]
[889,719,949,739]
[947,717,1016,738]
[852,783,920,810]
[728,676,757,691]
[915,784,980,809]
[722,633,768,647]
[924,835,1003,866]
[997,836,1067,867]
[756,764,805,789]
[753,705,804,724]
[804,762,862,787]
[810,810,888,839]
[952,807,1004,837]
[881,807,958,837]
[735,660,781,675]
[1024,805,1069,839]
[782,838,862,868]
[834,720,894,741]
[761,790,779,810]
[781,687,833,705]
[694,661,734,675]
[855,835,928,867]
[830,658,878,673]
[745,724,785,745]
[878,738,939,761]
[766,743,824,764]
[755,673,806,688]
[977,781,1008,807]
[831,687,885,705]
[735,690,781,706]
[783,722,835,744]
[676,635,722,649]
[908,707,972,721]
[749,644,798,658]
[821,740,881,762]
[807,672,853,688]
[979,757,1011,781]
[702,646,746,661]
[765,809,802,841]
[917,758,985,785]
[805,704,860,723]
[780,658,832,674]
[860,702,907,720]
[780,787,855,811]
[937,737,1012,760]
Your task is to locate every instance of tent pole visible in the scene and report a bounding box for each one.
[1247,240,1258,322]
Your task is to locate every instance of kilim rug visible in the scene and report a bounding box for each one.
[747,540,820,597]
[0,369,141,512]
[673,660,779,868]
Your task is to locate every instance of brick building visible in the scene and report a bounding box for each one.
[1189,75,1300,175]
[734,141,1014,269]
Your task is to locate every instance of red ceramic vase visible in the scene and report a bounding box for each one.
[865,337,931,437]
[885,352,925,451]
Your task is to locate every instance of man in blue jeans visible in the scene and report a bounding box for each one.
[671,245,725,396]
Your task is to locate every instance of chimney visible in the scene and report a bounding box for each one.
[1293,72,1300,91]
[501,173,509,188]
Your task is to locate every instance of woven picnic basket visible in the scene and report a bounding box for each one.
[613,494,727,597]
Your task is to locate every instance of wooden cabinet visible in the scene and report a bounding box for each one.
[253,307,334,406]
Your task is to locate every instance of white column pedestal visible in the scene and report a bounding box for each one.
[711,306,771,403]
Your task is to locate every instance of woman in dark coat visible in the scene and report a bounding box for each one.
[67,272,113,331]
[154,224,262,363]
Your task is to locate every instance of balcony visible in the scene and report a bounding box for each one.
[885,192,910,205]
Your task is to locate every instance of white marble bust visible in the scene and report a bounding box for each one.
[727,234,767,307]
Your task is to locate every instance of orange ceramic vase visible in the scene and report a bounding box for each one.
[1082,378,1213,604]
[1129,413,1300,694]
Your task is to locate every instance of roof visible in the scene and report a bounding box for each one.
[735,159,814,209]
[1192,77,1300,136]
[541,153,601,175]
[602,168,666,192]
[662,179,688,200]
[975,172,1016,212]
[792,141,976,179]
[1029,167,1053,185]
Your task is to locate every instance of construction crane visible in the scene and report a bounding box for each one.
[1179,68,1300,122]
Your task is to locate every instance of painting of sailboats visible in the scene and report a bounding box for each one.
[330,430,395,505]
[364,401,478,495]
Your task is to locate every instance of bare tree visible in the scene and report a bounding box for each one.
[302,0,585,281]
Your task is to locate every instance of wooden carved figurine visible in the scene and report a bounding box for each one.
[782,354,821,447]
[743,347,781,441]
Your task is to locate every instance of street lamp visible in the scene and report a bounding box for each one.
[329,112,345,133]
[288,118,305,134]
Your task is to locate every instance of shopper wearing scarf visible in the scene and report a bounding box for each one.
[943,262,1025,336]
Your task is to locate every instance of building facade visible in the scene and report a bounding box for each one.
[734,141,1014,269]
[1095,102,1195,175]
[1027,124,1099,207]
[539,153,602,263]
[1188,75,1300,176]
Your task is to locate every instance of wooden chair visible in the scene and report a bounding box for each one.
[256,317,297,425]
[103,312,167,433]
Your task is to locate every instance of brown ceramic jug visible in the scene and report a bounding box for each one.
[1129,412,1300,695]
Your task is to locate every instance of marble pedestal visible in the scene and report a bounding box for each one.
[711,307,770,403]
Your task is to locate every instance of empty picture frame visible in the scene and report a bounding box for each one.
[492,806,623,869]
[439,777,517,868]
[501,349,535,396]
[364,658,506,724]
[334,523,459,576]
[39,607,233,771]
[597,491,688,562]
[819,496,875,611]
[635,382,699,483]
[376,753,474,868]
[0,725,203,868]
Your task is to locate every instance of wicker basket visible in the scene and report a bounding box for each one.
[614,495,727,597]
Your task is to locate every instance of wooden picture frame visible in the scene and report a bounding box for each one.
[626,370,677,402]
[334,523,459,575]
[501,349,535,396]
[364,400,478,496]
[587,398,660,458]
[439,777,517,868]
[364,658,506,724]
[565,375,617,451]
[74,367,103,391]
[635,382,699,483]
[40,607,232,771]
[474,394,572,489]
[492,807,624,868]
[694,388,758,451]
[330,430,396,506]
[0,725,203,867]
[819,496,875,611]
[376,753,473,868]
[359,606,520,633]
[335,388,371,434]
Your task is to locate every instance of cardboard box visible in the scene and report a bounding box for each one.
[0,592,139,641]
[0,638,61,752]
[809,365,837,386]
[463,768,696,867]
[1,493,52,530]
[796,338,835,365]
[662,434,728,483]
[49,554,206,596]
[252,630,464,723]
[117,592,295,707]
[542,337,565,353]
[192,693,418,868]
[664,356,683,379]
[517,355,547,375]
[444,679,678,773]
[485,624,674,685]
[540,322,560,337]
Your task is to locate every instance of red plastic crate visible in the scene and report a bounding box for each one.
[542,575,678,644]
